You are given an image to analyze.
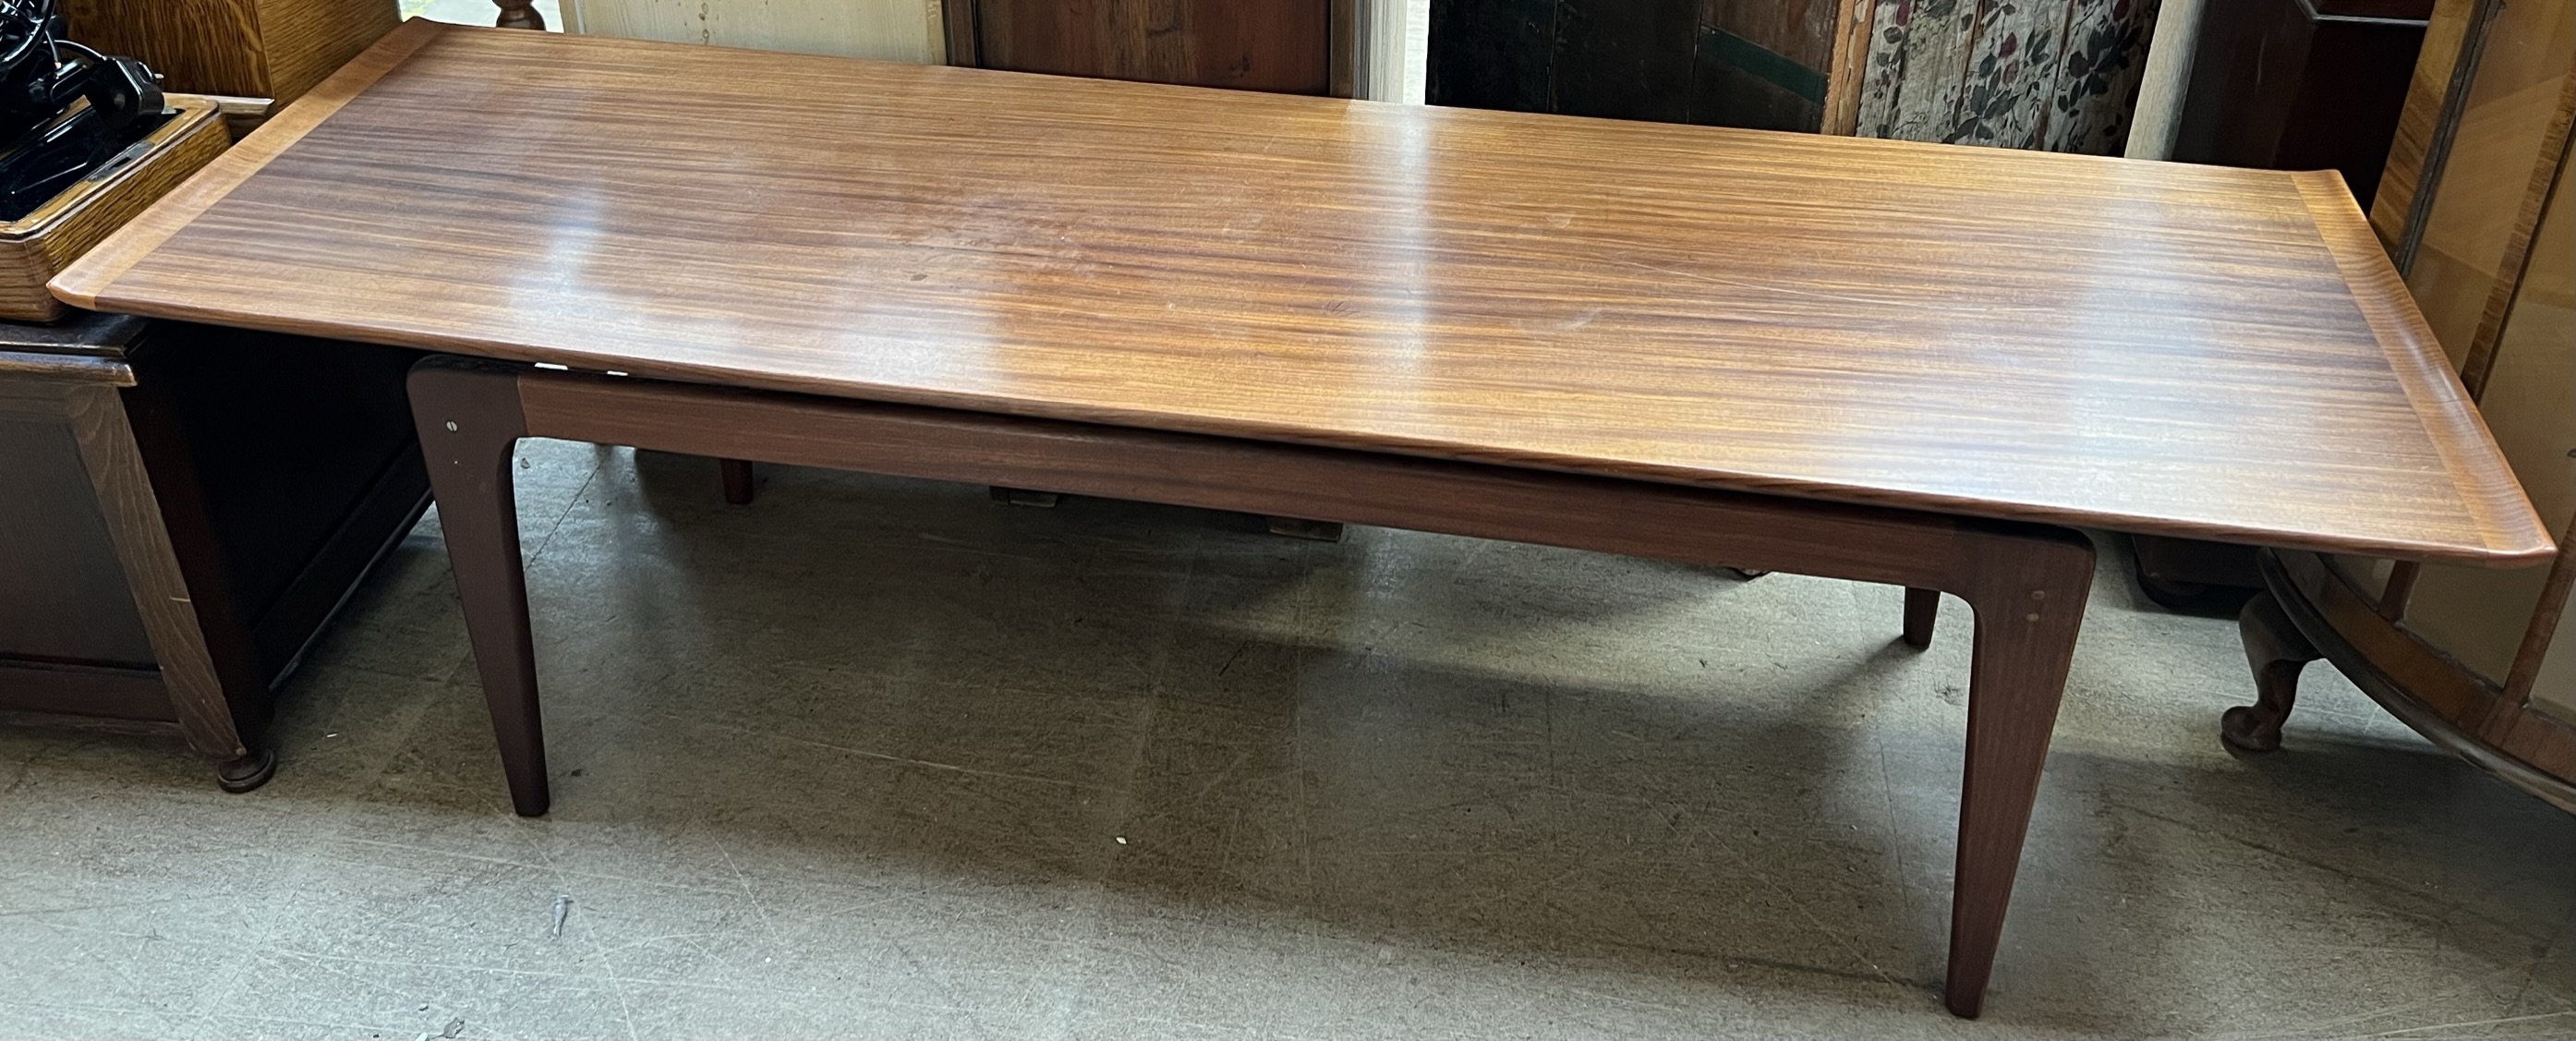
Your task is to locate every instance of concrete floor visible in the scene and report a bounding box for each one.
[3,442,2570,1039]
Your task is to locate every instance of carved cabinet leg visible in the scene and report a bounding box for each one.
[2224,591,2318,754]
[494,1,546,30]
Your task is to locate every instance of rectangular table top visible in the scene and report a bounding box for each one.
[54,20,2551,566]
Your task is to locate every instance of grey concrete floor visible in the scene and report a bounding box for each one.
[3,442,2570,1039]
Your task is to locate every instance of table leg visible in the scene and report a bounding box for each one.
[408,358,550,817]
[1904,587,1940,648]
[428,363,2094,1013]
[1941,527,2093,1017]
[720,457,756,505]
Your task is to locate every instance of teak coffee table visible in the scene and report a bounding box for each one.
[54,20,2550,1017]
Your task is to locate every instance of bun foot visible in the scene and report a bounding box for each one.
[216,748,277,793]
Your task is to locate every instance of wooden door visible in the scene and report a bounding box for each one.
[974,0,1334,95]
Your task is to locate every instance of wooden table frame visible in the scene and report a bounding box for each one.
[410,355,2095,1017]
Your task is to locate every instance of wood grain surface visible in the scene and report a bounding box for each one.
[54,20,2553,566]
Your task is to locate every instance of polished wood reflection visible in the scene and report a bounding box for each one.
[55,19,2551,566]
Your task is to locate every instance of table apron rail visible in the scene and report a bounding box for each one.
[441,358,2077,599]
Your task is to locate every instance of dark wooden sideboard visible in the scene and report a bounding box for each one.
[0,313,429,789]
[2172,0,2433,211]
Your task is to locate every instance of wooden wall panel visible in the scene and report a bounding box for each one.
[2373,0,2481,253]
[61,0,267,97]
[0,406,159,669]
[978,0,1330,94]
[2401,0,2575,369]
[562,0,946,64]
[2406,139,2573,685]
[1693,0,1838,130]
[257,0,405,102]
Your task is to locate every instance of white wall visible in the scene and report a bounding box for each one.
[561,0,948,64]
[1354,0,1429,103]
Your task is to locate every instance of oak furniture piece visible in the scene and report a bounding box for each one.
[0,311,429,789]
[54,20,2550,1017]
[61,0,401,109]
[0,95,227,321]
[2230,0,2574,810]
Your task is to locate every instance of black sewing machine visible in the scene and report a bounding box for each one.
[0,0,162,220]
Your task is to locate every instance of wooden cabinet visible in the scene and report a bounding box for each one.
[956,0,1345,96]
[62,0,400,106]
[0,316,429,790]
[2171,0,2431,208]
[1428,0,1844,130]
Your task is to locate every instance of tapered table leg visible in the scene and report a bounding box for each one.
[1904,587,1940,648]
[410,362,2098,1012]
[720,457,756,504]
[1941,527,2093,1017]
[408,357,550,817]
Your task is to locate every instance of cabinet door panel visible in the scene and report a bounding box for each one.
[979,0,1331,94]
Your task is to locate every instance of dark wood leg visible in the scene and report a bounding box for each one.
[407,357,549,817]
[1264,516,1344,541]
[2223,590,2317,754]
[494,0,546,30]
[720,457,755,504]
[989,486,1060,507]
[1904,586,1940,649]
[436,367,2098,1011]
[1941,527,2093,1018]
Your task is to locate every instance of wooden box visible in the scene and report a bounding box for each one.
[62,0,400,107]
[0,95,226,322]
